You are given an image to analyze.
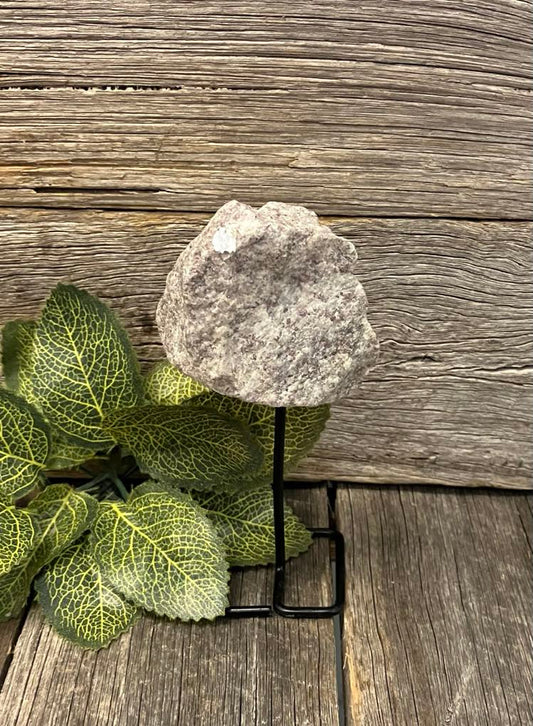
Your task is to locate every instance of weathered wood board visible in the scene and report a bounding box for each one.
[338,486,533,726]
[0,0,531,488]
[0,489,339,726]
[0,1,531,218]
[1,0,530,85]
[1,485,531,725]
[0,84,529,219]
[1,209,531,489]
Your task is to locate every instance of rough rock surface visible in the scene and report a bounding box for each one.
[157,200,378,407]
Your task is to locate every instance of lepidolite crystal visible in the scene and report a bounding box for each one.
[157,200,378,407]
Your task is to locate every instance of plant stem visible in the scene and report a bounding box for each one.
[76,472,110,491]
[109,444,122,475]
[111,475,129,501]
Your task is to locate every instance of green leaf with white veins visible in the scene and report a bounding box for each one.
[185,392,330,487]
[35,538,140,649]
[0,389,50,500]
[46,431,96,471]
[145,361,209,406]
[31,284,145,450]
[0,484,97,621]
[0,500,35,575]
[91,489,229,620]
[27,484,97,559]
[1,320,37,403]
[1,319,96,470]
[103,405,263,490]
[193,487,312,566]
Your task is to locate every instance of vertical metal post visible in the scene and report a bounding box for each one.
[272,406,287,604]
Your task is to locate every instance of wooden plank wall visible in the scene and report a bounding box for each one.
[0,1,531,489]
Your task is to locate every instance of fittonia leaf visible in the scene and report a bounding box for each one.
[103,404,263,490]
[35,538,140,649]
[46,432,96,471]
[1,318,98,470]
[193,487,312,566]
[1,320,37,403]
[0,389,50,500]
[27,484,97,558]
[0,484,97,621]
[145,360,209,405]
[146,364,329,487]
[0,500,35,575]
[189,391,329,487]
[91,485,229,620]
[31,284,145,450]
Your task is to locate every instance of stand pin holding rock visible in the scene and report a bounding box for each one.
[225,407,346,619]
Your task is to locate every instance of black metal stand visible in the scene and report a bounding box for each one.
[225,406,345,619]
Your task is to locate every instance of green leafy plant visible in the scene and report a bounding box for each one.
[0,284,329,649]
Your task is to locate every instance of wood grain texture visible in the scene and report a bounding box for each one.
[338,486,533,726]
[0,0,531,218]
[0,84,529,219]
[0,208,531,489]
[0,1,530,86]
[0,489,339,726]
[0,618,24,687]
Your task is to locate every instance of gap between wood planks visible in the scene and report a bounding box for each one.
[2,200,530,223]
[0,602,31,691]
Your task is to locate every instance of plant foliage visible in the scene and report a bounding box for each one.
[0,284,329,649]
[0,500,35,576]
[1,320,36,402]
[0,484,96,621]
[31,284,145,450]
[145,360,209,405]
[35,538,140,650]
[147,365,330,488]
[92,481,229,620]
[193,487,312,566]
[0,389,50,500]
[103,405,263,490]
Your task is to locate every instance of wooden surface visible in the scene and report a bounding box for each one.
[339,486,533,726]
[0,84,529,219]
[1,209,531,490]
[1,1,530,84]
[0,1,530,219]
[0,484,531,725]
[0,0,532,488]
[0,617,22,687]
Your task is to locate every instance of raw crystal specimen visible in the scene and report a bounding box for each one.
[157,201,378,406]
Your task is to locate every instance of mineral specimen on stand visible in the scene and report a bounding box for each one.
[157,200,378,407]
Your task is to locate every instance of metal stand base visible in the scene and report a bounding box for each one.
[225,407,345,620]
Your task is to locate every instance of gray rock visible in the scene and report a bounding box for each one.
[157,200,378,407]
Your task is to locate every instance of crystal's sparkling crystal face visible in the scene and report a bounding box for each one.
[157,200,379,407]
